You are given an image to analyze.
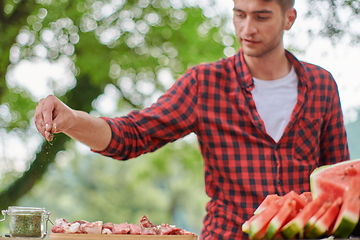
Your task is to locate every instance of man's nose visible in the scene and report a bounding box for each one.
[242,17,257,36]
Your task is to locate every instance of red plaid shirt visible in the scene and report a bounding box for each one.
[96,49,349,240]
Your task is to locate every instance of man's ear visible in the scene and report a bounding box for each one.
[284,8,297,30]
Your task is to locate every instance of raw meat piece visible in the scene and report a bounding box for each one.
[66,222,82,233]
[51,219,68,233]
[80,221,103,234]
[129,223,142,235]
[159,224,183,235]
[113,222,130,234]
[102,228,113,234]
[141,228,157,235]
[102,222,114,234]
[139,215,154,228]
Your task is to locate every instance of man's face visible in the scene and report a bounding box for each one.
[233,0,296,58]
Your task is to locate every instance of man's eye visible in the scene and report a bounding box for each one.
[257,16,268,20]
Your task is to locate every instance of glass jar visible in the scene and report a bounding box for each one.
[0,206,51,238]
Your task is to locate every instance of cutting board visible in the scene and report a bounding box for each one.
[50,233,198,240]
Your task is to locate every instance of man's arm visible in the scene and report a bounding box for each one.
[34,95,112,151]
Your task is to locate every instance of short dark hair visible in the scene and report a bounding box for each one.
[264,0,295,12]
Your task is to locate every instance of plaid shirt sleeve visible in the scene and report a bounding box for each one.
[95,68,199,160]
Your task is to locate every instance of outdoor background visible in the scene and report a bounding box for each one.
[0,0,359,236]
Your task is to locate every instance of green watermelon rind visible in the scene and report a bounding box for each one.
[242,220,250,234]
[266,222,280,240]
[305,222,328,239]
[332,214,358,238]
[281,219,301,239]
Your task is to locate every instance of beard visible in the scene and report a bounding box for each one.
[240,21,285,58]
[242,36,283,58]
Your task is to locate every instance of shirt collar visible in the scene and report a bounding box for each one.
[235,48,308,90]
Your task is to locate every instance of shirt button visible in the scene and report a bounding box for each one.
[278,180,282,185]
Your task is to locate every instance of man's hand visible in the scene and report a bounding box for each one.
[34,94,112,151]
[34,95,76,141]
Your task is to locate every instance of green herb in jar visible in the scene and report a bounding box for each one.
[10,213,42,238]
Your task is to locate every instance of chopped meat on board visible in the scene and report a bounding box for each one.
[51,215,196,235]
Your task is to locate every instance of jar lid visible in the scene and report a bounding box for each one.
[7,206,46,214]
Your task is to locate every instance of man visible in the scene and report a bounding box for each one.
[34,0,350,239]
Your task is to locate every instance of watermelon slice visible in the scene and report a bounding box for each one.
[331,176,360,238]
[266,198,295,239]
[305,197,342,239]
[249,199,283,240]
[250,191,306,240]
[304,200,332,233]
[281,191,328,239]
[310,159,360,200]
[243,194,281,234]
[265,191,308,239]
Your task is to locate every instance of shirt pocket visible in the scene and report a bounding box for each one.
[293,117,322,161]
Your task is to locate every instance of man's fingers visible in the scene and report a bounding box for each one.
[34,96,58,140]
[51,123,57,133]
[45,123,57,141]
[44,131,53,141]
[41,96,57,128]
[34,99,48,138]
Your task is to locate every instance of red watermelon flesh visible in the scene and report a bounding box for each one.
[286,190,308,211]
[310,159,360,200]
[300,191,312,203]
[281,191,329,239]
[331,176,360,238]
[254,194,281,215]
[305,197,342,239]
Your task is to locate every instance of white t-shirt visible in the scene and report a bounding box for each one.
[251,66,298,142]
